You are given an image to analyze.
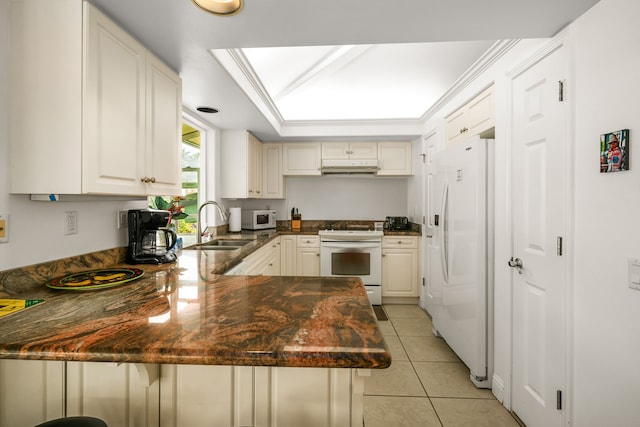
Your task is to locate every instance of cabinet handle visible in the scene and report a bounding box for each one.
[398,240,403,244]
[459,127,468,134]
[150,177,156,183]
[382,253,386,257]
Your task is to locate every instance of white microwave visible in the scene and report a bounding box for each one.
[241,209,277,230]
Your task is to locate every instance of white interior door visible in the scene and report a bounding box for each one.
[511,45,567,427]
[421,132,441,312]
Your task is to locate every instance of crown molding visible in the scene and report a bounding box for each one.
[419,39,520,122]
[211,40,519,137]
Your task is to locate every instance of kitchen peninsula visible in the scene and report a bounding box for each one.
[0,233,390,427]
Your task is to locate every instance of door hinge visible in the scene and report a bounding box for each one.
[558,80,565,102]
[557,236,563,256]
[422,277,425,287]
[422,215,426,225]
[557,390,563,410]
[420,153,426,163]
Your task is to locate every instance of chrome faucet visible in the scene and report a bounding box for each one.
[197,201,229,244]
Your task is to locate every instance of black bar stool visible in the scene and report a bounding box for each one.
[34,417,108,427]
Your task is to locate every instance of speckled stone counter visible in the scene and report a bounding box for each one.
[0,248,390,369]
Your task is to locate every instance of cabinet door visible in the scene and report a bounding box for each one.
[263,143,285,199]
[377,142,412,175]
[66,362,160,427]
[83,4,147,195]
[297,248,320,276]
[145,54,182,196]
[445,105,468,144]
[321,142,350,159]
[269,238,281,275]
[382,248,419,297]
[220,130,250,199]
[160,364,249,427]
[280,235,297,275]
[349,142,378,159]
[283,143,321,175]
[255,367,354,427]
[467,85,494,136]
[9,0,84,194]
[248,133,263,198]
[0,360,65,427]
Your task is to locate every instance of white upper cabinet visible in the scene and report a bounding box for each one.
[9,0,182,196]
[377,141,413,175]
[221,131,263,198]
[262,143,285,199]
[445,84,494,145]
[321,142,378,160]
[282,143,322,176]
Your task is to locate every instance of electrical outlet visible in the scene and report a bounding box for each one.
[117,210,128,229]
[65,211,78,235]
[0,213,8,243]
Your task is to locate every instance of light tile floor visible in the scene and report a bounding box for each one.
[363,305,520,427]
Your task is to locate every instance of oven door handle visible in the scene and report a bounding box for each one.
[320,241,381,249]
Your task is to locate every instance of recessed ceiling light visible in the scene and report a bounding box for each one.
[192,0,243,16]
[196,106,220,114]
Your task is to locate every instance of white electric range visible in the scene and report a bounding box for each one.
[318,229,383,305]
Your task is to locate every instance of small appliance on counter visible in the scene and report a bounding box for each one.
[241,209,277,230]
[228,207,242,232]
[127,209,177,264]
[385,216,410,231]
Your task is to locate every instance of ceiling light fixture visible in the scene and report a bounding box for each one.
[197,106,220,113]
[192,0,243,16]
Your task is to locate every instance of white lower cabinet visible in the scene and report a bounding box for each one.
[296,236,321,276]
[66,362,160,427]
[0,359,65,427]
[381,236,420,297]
[280,235,297,275]
[160,364,366,427]
[244,237,281,276]
[0,359,367,427]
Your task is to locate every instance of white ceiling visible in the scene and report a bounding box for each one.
[89,0,600,141]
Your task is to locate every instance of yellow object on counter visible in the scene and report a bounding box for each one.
[0,299,44,318]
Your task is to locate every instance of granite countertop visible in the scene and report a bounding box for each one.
[0,238,391,369]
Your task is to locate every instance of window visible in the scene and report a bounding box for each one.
[149,122,201,236]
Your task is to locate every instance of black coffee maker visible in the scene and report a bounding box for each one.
[127,209,178,264]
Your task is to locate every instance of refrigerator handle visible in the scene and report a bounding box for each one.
[439,181,449,284]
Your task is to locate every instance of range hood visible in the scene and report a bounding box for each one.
[320,159,380,174]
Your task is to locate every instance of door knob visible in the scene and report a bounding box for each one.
[508,257,524,274]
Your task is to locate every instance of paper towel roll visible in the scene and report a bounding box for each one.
[229,207,241,232]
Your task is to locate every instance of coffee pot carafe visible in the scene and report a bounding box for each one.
[127,209,178,264]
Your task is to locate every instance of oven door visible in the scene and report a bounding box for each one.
[320,241,381,285]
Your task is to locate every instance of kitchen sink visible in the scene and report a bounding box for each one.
[183,239,255,251]
[210,239,255,246]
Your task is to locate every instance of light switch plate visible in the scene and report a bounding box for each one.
[0,213,8,243]
[627,258,640,291]
[65,211,78,235]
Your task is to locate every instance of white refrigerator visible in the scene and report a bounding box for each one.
[422,136,494,388]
